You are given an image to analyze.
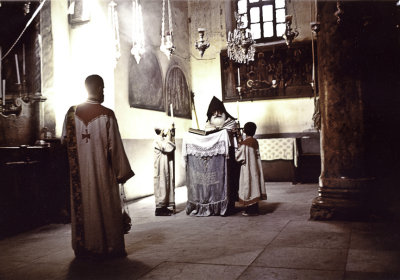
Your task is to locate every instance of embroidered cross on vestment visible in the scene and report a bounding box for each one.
[82,129,90,143]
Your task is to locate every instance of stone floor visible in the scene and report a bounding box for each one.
[1,182,400,280]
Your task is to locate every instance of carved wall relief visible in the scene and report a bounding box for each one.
[221,42,314,102]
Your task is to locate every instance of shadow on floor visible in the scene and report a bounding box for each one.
[230,202,281,216]
[66,257,151,280]
[259,202,281,215]
[174,202,187,214]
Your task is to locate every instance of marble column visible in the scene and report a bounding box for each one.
[309,1,376,220]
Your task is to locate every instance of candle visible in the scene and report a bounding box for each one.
[2,80,5,106]
[237,67,240,86]
[236,100,239,122]
[22,44,26,76]
[170,103,174,120]
[15,54,21,84]
[315,0,318,21]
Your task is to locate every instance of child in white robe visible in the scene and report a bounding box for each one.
[235,122,267,216]
[153,127,176,216]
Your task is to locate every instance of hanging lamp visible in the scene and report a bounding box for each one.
[160,0,175,59]
[131,0,145,64]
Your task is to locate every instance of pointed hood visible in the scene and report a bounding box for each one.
[206,96,235,121]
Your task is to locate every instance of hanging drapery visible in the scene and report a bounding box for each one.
[108,0,121,68]
[160,0,175,59]
[131,0,145,64]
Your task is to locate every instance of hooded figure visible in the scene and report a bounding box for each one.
[204,96,240,214]
[205,96,236,131]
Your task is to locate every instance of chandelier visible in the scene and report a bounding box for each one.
[160,0,175,60]
[227,13,255,64]
[131,0,145,64]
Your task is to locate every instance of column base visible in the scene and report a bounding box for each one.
[310,177,374,221]
[310,196,368,220]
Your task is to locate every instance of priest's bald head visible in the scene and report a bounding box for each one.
[85,74,104,103]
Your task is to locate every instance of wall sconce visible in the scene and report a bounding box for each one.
[195,28,210,58]
[310,22,320,37]
[282,15,299,47]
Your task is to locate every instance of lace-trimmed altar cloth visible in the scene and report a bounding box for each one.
[182,130,230,216]
[182,129,230,160]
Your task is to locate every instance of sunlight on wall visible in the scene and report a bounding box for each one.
[51,0,116,137]
[224,98,315,134]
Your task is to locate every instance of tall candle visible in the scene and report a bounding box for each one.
[170,103,174,121]
[22,44,26,76]
[2,80,5,106]
[237,67,240,86]
[315,0,318,21]
[15,54,21,84]
[236,100,239,122]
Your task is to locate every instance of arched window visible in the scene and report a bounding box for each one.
[237,0,286,43]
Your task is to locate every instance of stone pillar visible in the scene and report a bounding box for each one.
[40,0,56,137]
[309,1,376,220]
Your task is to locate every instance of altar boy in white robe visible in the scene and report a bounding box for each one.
[235,122,267,216]
[62,75,134,259]
[153,127,176,216]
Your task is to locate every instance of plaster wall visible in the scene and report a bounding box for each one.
[188,0,317,134]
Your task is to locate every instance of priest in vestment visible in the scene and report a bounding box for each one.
[62,75,134,258]
[205,96,241,213]
[235,122,267,216]
[153,127,176,216]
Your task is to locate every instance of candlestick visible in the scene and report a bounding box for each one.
[22,44,26,76]
[170,103,174,121]
[2,80,5,106]
[15,54,21,84]
[237,67,240,86]
[236,100,239,122]
[236,86,242,100]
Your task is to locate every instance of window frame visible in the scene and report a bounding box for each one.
[238,0,287,43]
